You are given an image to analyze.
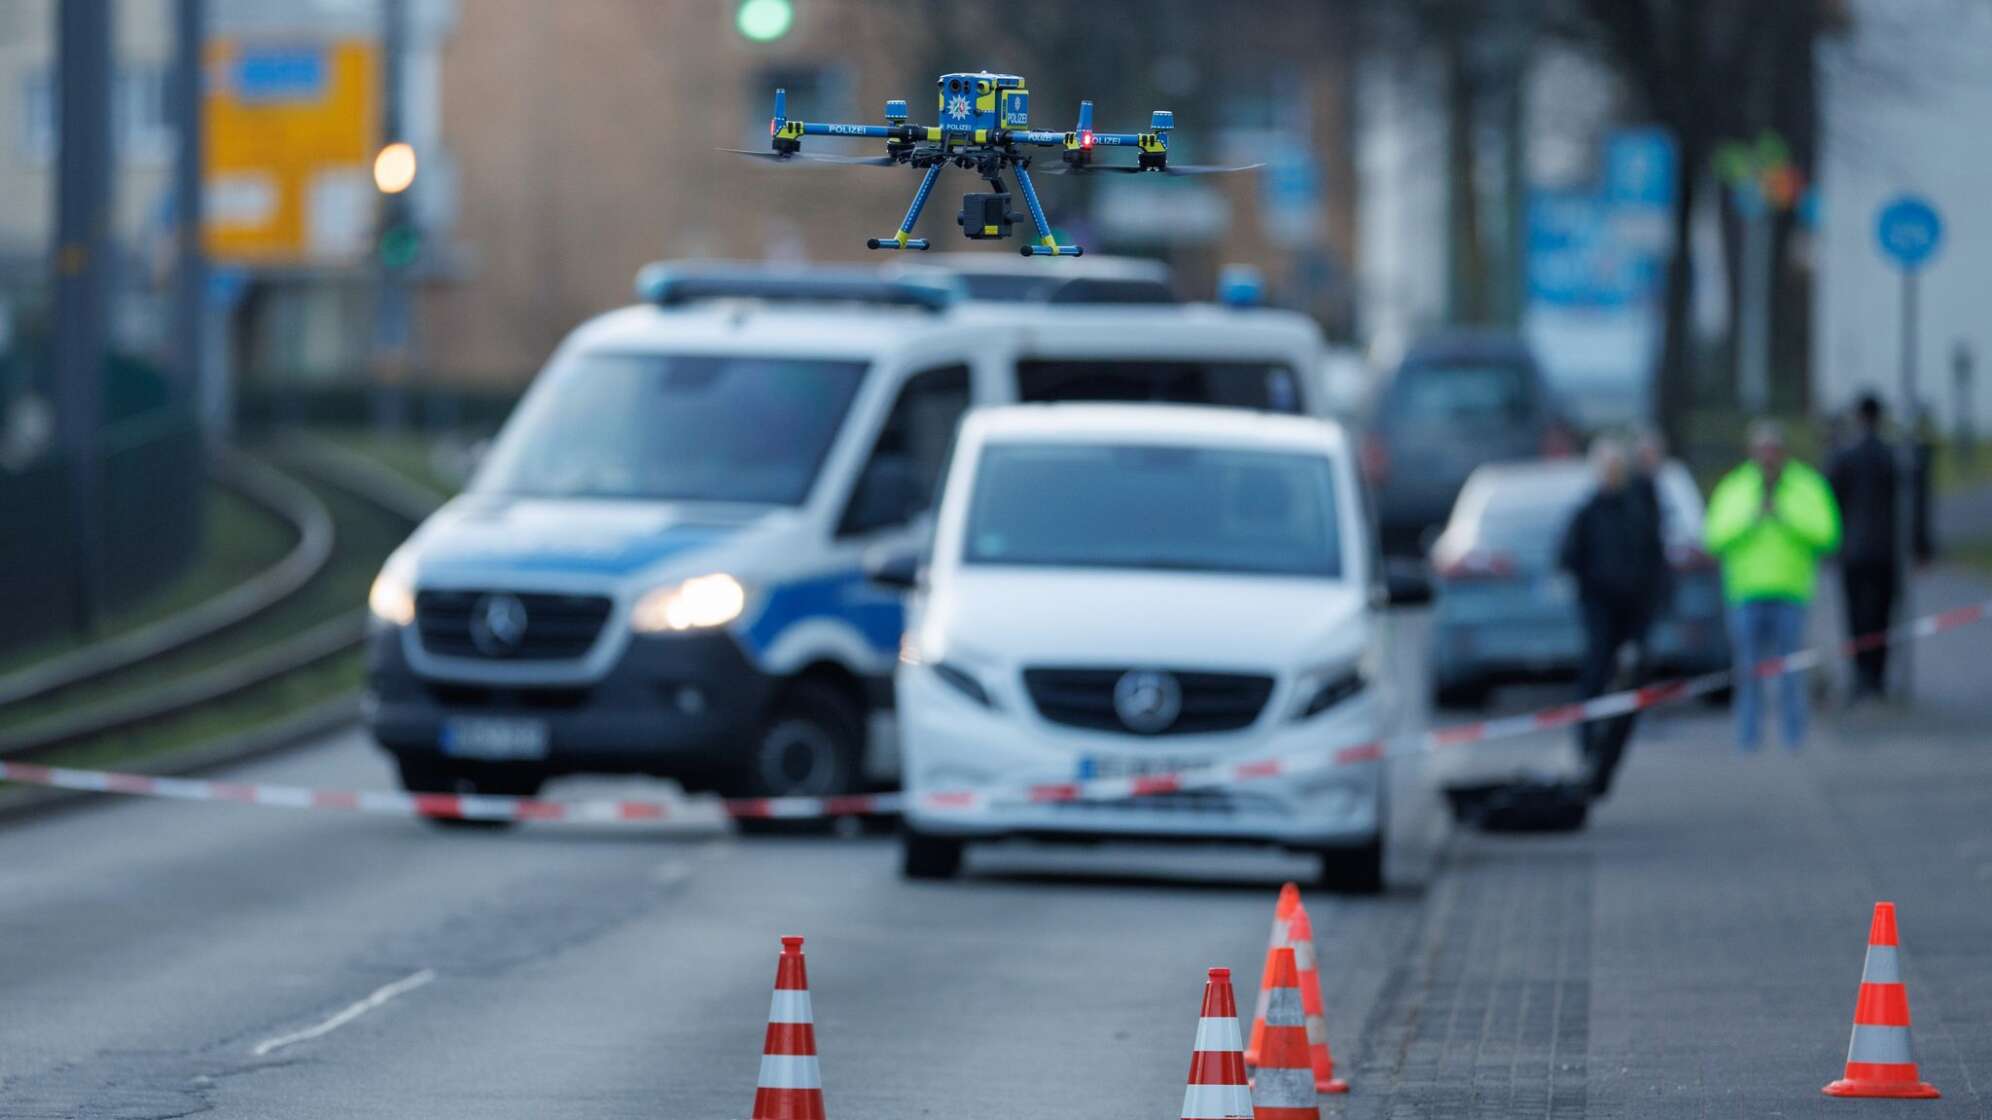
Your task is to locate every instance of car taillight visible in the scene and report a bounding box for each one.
[1668,542,1717,571]
[1360,434,1389,483]
[1434,547,1517,582]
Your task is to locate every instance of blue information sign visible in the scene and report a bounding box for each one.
[1876,195,1942,271]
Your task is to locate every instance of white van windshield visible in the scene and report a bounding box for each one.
[475,352,867,504]
[964,442,1343,577]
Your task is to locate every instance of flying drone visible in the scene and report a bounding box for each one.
[726,71,1258,257]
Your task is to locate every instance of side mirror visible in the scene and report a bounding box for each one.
[863,545,922,590]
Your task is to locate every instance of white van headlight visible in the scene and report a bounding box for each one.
[1289,664,1367,721]
[631,573,747,633]
[367,555,417,627]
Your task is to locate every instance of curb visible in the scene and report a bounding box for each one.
[0,448,336,709]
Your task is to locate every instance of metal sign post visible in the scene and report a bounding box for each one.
[1875,194,1943,701]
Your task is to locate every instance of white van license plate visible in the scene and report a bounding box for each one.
[440,717,550,761]
[1078,754,1208,781]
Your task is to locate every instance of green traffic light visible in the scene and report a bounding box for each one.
[379,225,421,271]
[736,0,793,42]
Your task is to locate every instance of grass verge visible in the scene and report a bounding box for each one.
[39,652,365,773]
[315,428,467,498]
[1949,535,1992,577]
[0,441,418,776]
[0,470,403,734]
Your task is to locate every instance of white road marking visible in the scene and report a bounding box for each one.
[251,968,436,1057]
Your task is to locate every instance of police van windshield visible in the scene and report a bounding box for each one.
[964,442,1343,577]
[1016,359,1303,413]
[475,352,868,504]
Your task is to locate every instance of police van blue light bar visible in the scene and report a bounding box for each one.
[634,262,956,312]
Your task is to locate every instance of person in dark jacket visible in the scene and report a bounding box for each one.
[1560,437,1667,797]
[1827,394,1899,700]
[1629,425,1674,615]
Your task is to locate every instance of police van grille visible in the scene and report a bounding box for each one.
[415,590,613,660]
[1021,668,1275,735]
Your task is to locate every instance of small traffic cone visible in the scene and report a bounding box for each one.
[1245,882,1301,1066]
[1251,947,1321,1120]
[752,935,827,1120]
[1287,903,1349,1093]
[1824,902,1940,1099]
[1181,967,1254,1120]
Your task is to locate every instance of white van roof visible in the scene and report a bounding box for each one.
[967,402,1348,455]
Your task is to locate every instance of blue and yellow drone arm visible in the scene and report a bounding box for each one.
[1012,165,1081,257]
[865,163,940,252]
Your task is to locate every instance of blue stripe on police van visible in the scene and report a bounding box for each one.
[744,571,903,657]
[426,525,737,577]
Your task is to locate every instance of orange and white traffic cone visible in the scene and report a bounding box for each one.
[1245,882,1301,1067]
[1823,902,1940,1099]
[1287,903,1349,1093]
[1251,947,1321,1120]
[1181,967,1254,1120]
[752,935,827,1120]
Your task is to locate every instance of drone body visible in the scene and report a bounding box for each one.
[733,70,1250,258]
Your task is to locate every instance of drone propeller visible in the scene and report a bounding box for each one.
[1044,161,1264,177]
[721,148,899,167]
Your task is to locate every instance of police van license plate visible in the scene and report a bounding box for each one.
[440,716,550,761]
[1078,754,1208,781]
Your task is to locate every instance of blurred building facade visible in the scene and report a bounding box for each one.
[420,0,1360,388]
[0,0,455,414]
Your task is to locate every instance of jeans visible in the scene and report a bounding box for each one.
[1576,597,1649,795]
[1729,597,1809,750]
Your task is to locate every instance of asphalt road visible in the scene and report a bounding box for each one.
[1,588,1988,1119]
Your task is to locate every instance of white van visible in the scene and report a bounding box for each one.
[887,405,1390,889]
[363,264,1327,807]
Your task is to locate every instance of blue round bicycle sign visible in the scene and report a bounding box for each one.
[1876,195,1942,270]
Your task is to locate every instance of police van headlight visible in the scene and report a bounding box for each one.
[367,555,417,627]
[631,573,747,633]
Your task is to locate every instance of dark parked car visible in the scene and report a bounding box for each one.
[1425,458,1730,708]
[1359,330,1575,599]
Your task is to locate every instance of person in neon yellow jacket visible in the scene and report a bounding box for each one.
[1704,421,1841,749]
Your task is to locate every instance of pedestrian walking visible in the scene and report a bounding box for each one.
[1629,425,1675,605]
[1705,421,1841,750]
[1559,437,1666,796]
[1827,394,1898,701]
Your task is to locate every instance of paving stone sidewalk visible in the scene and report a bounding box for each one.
[1337,566,1992,1118]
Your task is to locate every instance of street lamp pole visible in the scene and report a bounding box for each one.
[53,0,113,633]
[1895,267,1919,700]
[372,0,413,432]
[173,0,208,445]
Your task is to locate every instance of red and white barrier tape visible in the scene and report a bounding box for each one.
[1,599,1984,825]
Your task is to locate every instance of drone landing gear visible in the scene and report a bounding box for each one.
[867,163,940,252]
[1012,165,1082,256]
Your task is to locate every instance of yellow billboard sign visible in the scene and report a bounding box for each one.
[204,40,378,264]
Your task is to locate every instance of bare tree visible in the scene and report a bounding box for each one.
[1547,0,1832,445]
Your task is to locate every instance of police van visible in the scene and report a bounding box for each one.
[363,263,1327,804]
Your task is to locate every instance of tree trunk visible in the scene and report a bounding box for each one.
[1443,19,1486,323]
[1655,126,1701,455]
